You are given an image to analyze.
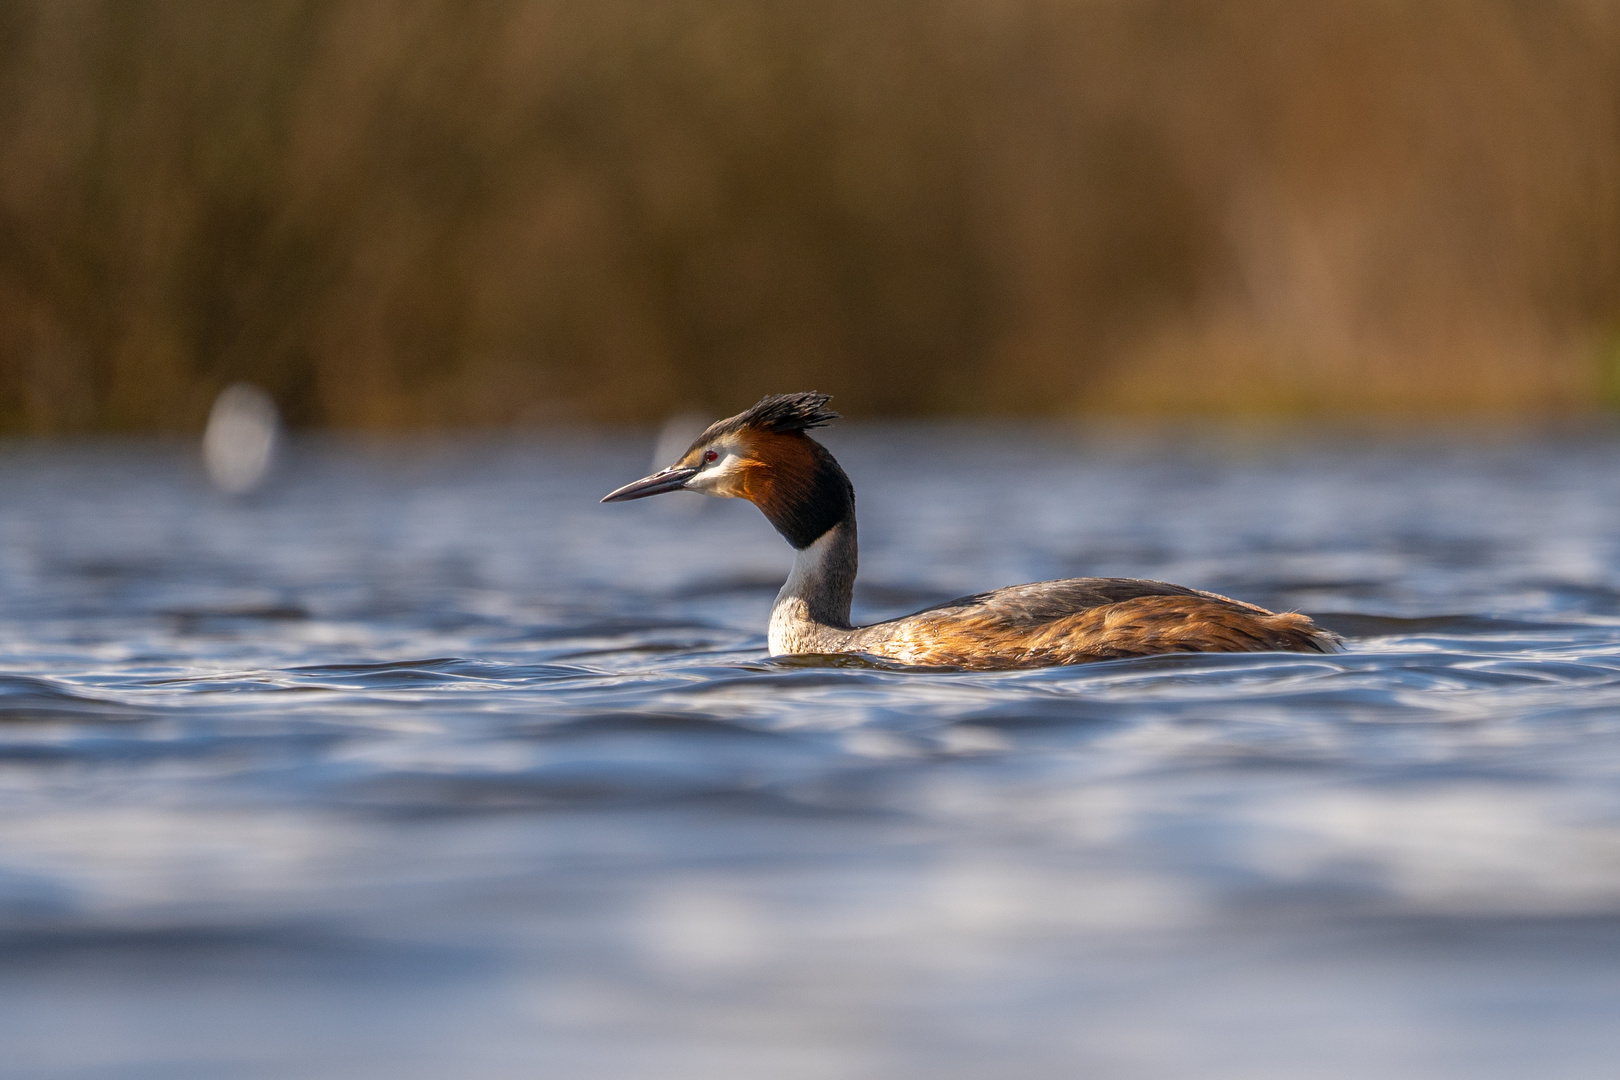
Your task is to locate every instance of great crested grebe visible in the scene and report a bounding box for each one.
[603,393,1340,669]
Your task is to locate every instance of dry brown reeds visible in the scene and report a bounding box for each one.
[0,0,1617,431]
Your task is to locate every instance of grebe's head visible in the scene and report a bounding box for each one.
[601,391,854,549]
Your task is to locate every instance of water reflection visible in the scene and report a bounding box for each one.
[0,427,1619,1078]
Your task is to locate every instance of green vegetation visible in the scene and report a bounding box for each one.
[0,1,1617,431]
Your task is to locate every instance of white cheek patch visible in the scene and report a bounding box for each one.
[684,450,747,497]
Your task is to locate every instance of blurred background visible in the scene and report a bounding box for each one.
[8,6,1620,1080]
[2,0,1620,431]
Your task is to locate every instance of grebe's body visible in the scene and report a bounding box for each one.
[604,393,1339,670]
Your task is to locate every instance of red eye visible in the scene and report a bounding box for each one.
[704,450,719,463]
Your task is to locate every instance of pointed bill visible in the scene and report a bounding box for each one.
[600,466,698,503]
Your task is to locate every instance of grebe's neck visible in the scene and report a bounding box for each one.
[768,517,858,655]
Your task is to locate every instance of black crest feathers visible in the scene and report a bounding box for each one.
[735,392,839,433]
[698,392,839,443]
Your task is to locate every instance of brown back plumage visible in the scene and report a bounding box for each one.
[848,578,1339,670]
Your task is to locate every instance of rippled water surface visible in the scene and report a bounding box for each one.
[4,426,1620,1079]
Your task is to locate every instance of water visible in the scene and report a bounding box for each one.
[2,425,1620,1080]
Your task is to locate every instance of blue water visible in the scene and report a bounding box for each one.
[2,426,1620,1079]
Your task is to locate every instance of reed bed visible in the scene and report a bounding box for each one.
[1,0,1617,430]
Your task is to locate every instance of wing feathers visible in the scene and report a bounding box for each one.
[850,579,1339,669]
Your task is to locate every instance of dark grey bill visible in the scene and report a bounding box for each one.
[600,466,698,503]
